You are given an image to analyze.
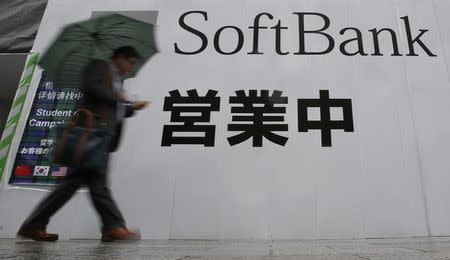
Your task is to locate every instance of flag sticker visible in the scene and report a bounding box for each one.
[51,166,68,177]
[15,165,31,177]
[33,166,50,177]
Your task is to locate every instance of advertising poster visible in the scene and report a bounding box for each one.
[8,72,83,185]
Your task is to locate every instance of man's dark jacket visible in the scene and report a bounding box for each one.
[81,59,134,152]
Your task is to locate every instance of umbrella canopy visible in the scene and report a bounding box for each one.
[38,13,158,88]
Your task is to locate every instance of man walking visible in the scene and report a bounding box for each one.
[17,46,149,242]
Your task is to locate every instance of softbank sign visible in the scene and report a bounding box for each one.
[174,11,437,57]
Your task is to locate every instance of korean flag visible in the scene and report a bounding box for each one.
[34,166,50,177]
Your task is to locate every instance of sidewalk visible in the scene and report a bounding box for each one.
[1,237,450,259]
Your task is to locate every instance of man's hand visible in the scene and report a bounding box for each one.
[131,100,150,110]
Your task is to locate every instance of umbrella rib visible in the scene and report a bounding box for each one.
[54,47,85,87]
[95,15,153,34]
[94,16,118,57]
[54,39,101,87]
[60,24,92,41]
[94,20,129,36]
[99,34,155,49]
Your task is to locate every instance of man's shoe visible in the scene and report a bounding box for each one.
[17,227,58,242]
[101,227,140,242]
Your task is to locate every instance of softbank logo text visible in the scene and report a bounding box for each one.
[174,11,437,57]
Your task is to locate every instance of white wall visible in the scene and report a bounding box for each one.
[1,0,449,240]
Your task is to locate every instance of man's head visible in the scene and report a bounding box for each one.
[111,46,140,75]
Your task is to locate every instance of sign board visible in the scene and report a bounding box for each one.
[2,0,450,240]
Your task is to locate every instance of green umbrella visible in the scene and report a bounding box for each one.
[38,13,158,88]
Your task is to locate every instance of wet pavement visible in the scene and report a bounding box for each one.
[2,237,450,259]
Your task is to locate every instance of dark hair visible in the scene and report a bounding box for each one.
[112,46,140,59]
